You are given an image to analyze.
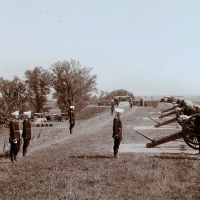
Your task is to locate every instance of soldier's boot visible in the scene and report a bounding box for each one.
[114,148,118,158]
[114,148,119,158]
[14,155,17,161]
[70,128,73,134]
[10,156,14,162]
[23,148,28,156]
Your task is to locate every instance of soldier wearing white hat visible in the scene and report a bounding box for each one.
[22,111,32,156]
[9,111,21,162]
[69,106,75,134]
[111,100,114,115]
[129,98,133,108]
[112,108,124,158]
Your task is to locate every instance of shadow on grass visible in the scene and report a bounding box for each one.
[0,151,9,159]
[69,155,113,159]
[151,153,200,160]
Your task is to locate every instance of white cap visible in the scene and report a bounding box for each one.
[11,111,19,116]
[115,108,124,114]
[70,106,75,109]
[24,111,31,117]
[111,100,114,102]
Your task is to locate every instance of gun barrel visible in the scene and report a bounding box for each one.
[159,110,175,118]
[148,116,160,124]
[146,131,182,148]
[133,129,154,142]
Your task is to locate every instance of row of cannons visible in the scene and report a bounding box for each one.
[134,99,200,151]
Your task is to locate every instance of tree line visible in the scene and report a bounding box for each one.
[0,59,97,118]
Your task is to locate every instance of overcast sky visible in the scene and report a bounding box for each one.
[0,0,200,96]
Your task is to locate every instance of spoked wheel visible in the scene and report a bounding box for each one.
[182,115,199,150]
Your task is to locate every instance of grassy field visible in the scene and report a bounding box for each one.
[0,103,200,200]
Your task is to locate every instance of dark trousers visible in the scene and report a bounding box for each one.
[113,139,121,156]
[69,123,75,134]
[23,138,30,156]
[10,140,21,161]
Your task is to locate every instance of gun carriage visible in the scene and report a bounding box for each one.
[134,106,200,151]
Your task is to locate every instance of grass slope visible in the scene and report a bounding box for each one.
[0,104,200,200]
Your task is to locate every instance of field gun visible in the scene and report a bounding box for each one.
[161,103,179,113]
[134,114,200,151]
[159,110,176,118]
[149,107,185,128]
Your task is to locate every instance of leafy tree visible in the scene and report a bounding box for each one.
[0,76,29,117]
[99,90,106,99]
[51,60,97,113]
[24,67,52,113]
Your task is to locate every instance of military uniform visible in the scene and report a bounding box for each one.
[129,98,133,108]
[194,114,200,153]
[22,112,32,156]
[9,111,21,162]
[111,100,114,115]
[112,108,124,158]
[140,98,143,106]
[69,106,75,134]
[114,99,119,107]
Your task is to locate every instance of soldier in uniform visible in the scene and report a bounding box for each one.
[111,100,115,115]
[194,113,200,154]
[140,98,143,106]
[112,108,124,158]
[69,106,75,134]
[114,98,119,107]
[9,111,21,162]
[129,98,133,108]
[22,111,32,156]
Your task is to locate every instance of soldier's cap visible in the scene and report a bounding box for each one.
[24,111,31,116]
[11,111,19,116]
[115,108,124,114]
[70,106,75,109]
[111,100,114,102]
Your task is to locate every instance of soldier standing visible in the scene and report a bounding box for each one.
[69,106,75,134]
[111,100,115,115]
[140,98,143,107]
[22,111,32,156]
[114,98,119,107]
[129,98,133,108]
[112,108,124,158]
[194,114,200,154]
[9,111,21,162]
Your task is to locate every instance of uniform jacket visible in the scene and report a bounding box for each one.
[69,110,75,124]
[9,120,20,140]
[111,102,114,109]
[22,118,31,139]
[113,116,122,140]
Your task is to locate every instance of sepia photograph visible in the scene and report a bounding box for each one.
[0,1,200,199]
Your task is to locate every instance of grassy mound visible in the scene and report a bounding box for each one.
[76,106,110,120]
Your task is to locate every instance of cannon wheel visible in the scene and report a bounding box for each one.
[182,115,199,150]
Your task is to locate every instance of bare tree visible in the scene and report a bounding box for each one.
[51,60,97,113]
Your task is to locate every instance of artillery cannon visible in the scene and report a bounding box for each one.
[149,107,184,128]
[134,114,200,151]
[161,103,179,113]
